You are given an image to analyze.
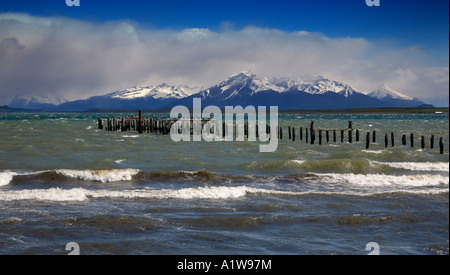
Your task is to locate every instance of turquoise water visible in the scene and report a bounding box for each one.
[0,112,448,254]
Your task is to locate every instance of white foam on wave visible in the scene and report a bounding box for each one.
[316,173,449,187]
[372,161,449,172]
[0,186,300,202]
[0,188,88,202]
[55,169,140,182]
[0,171,17,187]
[362,150,385,154]
[291,160,306,165]
[0,184,447,202]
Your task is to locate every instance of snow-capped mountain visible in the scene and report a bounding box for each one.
[10,84,198,111]
[178,71,390,109]
[197,71,360,100]
[368,86,426,107]
[110,84,190,100]
[369,85,413,100]
[7,72,431,111]
[9,95,67,110]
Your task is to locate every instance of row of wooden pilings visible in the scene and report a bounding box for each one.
[277,121,444,154]
[98,111,445,154]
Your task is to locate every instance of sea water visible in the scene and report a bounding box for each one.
[0,112,448,254]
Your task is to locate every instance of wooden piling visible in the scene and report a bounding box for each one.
[98,118,103,130]
[391,132,394,147]
[410,133,414,147]
[319,130,322,145]
[356,130,359,142]
[300,127,303,141]
[421,136,425,149]
[402,134,406,146]
[439,137,444,154]
[366,132,370,149]
[340,130,344,143]
[431,135,434,149]
[310,121,314,144]
[288,126,291,140]
[326,130,330,143]
[333,129,336,143]
[385,133,388,148]
[305,128,308,143]
[348,130,353,143]
[138,110,143,134]
[292,127,295,141]
[372,130,376,143]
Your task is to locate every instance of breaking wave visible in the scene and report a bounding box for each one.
[0,171,17,187]
[55,169,140,182]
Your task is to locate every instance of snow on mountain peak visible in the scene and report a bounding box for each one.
[200,72,362,100]
[111,84,191,100]
[369,85,413,100]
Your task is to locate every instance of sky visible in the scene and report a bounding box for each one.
[0,0,448,106]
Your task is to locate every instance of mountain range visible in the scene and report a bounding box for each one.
[8,72,430,111]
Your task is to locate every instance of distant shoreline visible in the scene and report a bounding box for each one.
[279,107,450,114]
[1,105,449,114]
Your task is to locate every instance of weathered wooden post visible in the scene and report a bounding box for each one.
[439,137,444,154]
[348,130,353,143]
[410,133,414,147]
[340,130,344,143]
[279,127,283,140]
[292,127,295,142]
[391,132,395,147]
[373,130,376,143]
[305,128,308,143]
[311,129,315,145]
[300,127,303,141]
[402,134,406,146]
[288,126,291,140]
[431,135,434,149]
[319,130,322,145]
[385,133,388,148]
[98,118,103,130]
[333,129,336,143]
[421,136,425,149]
[356,130,359,142]
[223,122,226,138]
[348,121,353,129]
[366,132,370,149]
[138,110,143,134]
[326,130,330,143]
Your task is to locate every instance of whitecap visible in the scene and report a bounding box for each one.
[0,171,17,187]
[55,169,140,182]
[372,161,449,172]
[316,173,449,187]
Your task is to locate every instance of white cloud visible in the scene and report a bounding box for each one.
[0,13,448,106]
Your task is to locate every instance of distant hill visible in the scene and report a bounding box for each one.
[0,105,37,113]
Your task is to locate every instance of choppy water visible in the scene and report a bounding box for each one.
[0,112,448,255]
